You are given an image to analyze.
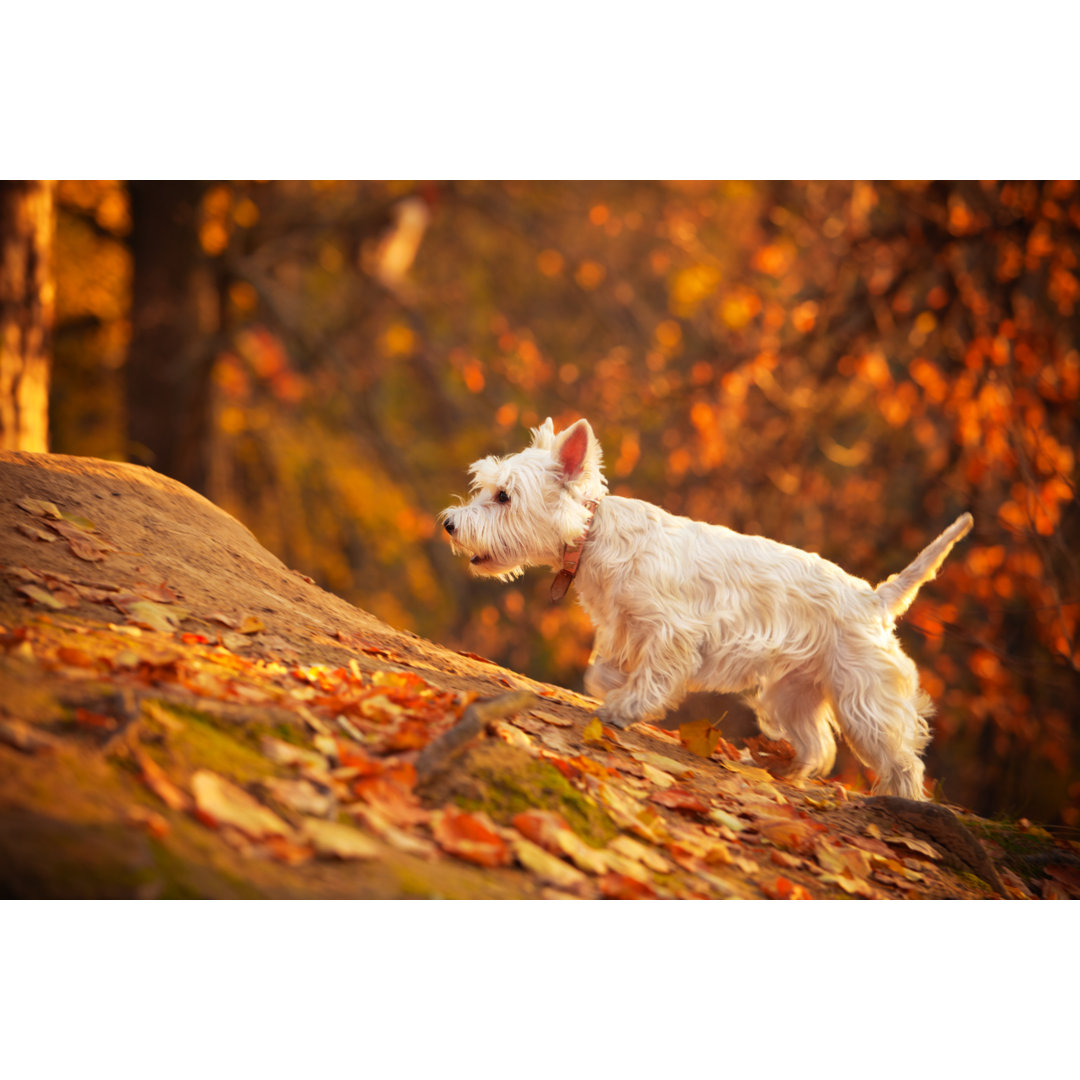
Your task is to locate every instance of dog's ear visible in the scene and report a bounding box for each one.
[553,419,594,482]
[531,417,556,450]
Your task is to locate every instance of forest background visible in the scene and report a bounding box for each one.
[3,179,1078,828]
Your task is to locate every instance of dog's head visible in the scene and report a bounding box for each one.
[440,417,607,580]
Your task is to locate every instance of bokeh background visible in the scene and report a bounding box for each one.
[32,180,1080,826]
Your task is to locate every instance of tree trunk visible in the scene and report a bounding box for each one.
[0,181,54,452]
[126,181,216,492]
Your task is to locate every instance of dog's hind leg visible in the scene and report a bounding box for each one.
[754,669,838,780]
[829,646,931,800]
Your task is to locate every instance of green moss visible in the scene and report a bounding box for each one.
[146,836,264,900]
[141,699,275,783]
[450,741,618,847]
[950,869,996,896]
[968,818,1056,859]
[966,817,1062,889]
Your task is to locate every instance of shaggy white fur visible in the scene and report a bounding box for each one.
[441,417,973,800]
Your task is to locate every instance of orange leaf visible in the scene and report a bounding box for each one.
[74,707,117,731]
[649,788,709,814]
[353,775,429,827]
[762,875,811,900]
[191,770,292,839]
[599,872,657,900]
[512,809,572,852]
[57,646,96,668]
[134,749,192,813]
[757,817,824,855]
[431,806,511,867]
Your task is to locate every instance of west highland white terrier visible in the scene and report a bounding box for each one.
[441,417,973,800]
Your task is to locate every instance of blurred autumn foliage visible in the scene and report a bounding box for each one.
[45,180,1080,826]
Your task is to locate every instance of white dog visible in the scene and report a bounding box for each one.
[441,417,972,800]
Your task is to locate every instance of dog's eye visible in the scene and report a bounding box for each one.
[496,490,511,504]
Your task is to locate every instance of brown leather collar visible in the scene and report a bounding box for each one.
[551,498,602,602]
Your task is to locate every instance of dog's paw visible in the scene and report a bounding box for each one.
[596,705,636,730]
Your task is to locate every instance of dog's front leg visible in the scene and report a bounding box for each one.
[584,655,627,699]
[594,631,698,729]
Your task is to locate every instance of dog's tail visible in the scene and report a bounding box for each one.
[875,513,973,618]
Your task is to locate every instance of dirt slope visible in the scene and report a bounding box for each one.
[0,450,1075,899]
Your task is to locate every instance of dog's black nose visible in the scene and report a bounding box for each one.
[444,518,455,536]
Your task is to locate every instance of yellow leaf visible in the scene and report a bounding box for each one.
[513,837,588,890]
[630,750,692,778]
[301,817,378,860]
[679,718,720,759]
[718,759,774,783]
[582,716,605,744]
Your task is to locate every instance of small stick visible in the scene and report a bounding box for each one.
[416,690,537,782]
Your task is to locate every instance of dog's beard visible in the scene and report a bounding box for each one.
[447,539,526,582]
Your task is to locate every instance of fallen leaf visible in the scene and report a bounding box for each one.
[534,710,573,728]
[57,645,96,668]
[815,839,872,878]
[16,496,61,518]
[492,721,534,752]
[649,787,710,815]
[630,750,692,778]
[430,806,511,867]
[883,833,940,860]
[353,775,429,827]
[133,749,193,812]
[762,876,812,900]
[706,807,746,832]
[59,511,97,530]
[63,530,117,562]
[679,717,721,758]
[757,817,823,855]
[608,834,673,874]
[265,777,335,817]
[134,581,180,603]
[745,734,796,771]
[599,872,658,900]
[512,809,571,850]
[589,779,669,843]
[219,631,254,652]
[114,597,189,634]
[0,718,60,754]
[512,837,588,890]
[771,850,804,869]
[553,830,610,876]
[206,612,242,629]
[581,716,605,744]
[639,761,677,788]
[349,804,438,858]
[16,582,74,610]
[15,521,58,542]
[126,806,170,839]
[74,707,117,731]
[667,833,734,866]
[191,770,292,839]
[718,759,776,783]
[819,872,878,898]
[239,615,265,634]
[262,836,316,865]
[259,735,328,771]
[300,817,378,860]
